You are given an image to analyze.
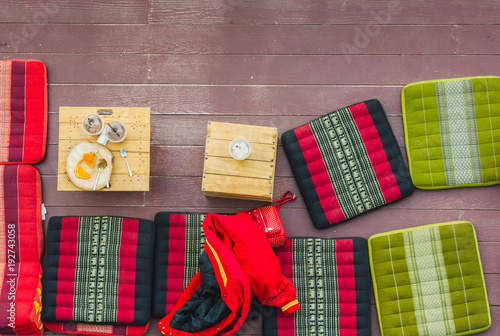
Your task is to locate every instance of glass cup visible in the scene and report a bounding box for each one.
[82,113,104,135]
[97,121,127,146]
[105,121,127,143]
[229,138,251,160]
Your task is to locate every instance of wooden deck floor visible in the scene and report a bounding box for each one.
[2,1,499,335]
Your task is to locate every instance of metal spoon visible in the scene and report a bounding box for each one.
[102,159,110,188]
[120,148,133,176]
[93,163,104,191]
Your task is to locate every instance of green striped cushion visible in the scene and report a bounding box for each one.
[368,221,490,336]
[402,76,500,189]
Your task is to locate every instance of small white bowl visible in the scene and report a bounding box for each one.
[229,138,251,160]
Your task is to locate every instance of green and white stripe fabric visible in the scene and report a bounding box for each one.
[369,221,490,336]
[402,76,500,189]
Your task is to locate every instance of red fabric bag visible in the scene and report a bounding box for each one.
[245,191,296,247]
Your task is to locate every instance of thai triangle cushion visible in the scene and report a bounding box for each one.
[368,221,491,336]
[262,237,371,336]
[0,164,44,335]
[402,76,500,189]
[152,212,207,318]
[282,99,413,229]
[42,216,155,326]
[0,59,47,164]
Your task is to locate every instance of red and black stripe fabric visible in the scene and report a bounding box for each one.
[152,212,206,318]
[42,216,155,326]
[262,237,370,336]
[0,164,43,335]
[0,60,47,164]
[282,99,413,229]
[43,321,150,336]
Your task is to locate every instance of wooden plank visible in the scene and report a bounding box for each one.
[152,145,291,177]
[0,24,458,55]
[47,84,405,117]
[144,176,500,211]
[93,114,404,147]
[58,139,150,154]
[46,149,500,211]
[0,0,149,24]
[0,54,147,84]
[457,25,500,55]
[40,206,498,245]
[204,157,274,179]
[149,0,500,25]
[42,177,145,207]
[280,208,462,238]
[57,173,150,191]
[393,187,500,211]
[485,274,500,305]
[148,55,500,85]
[151,114,404,146]
[206,139,276,162]
[59,123,149,141]
[203,174,273,202]
[486,306,500,335]
[58,107,152,123]
[207,122,277,144]
[44,142,404,179]
[57,107,150,191]
[479,242,499,274]
[460,210,500,242]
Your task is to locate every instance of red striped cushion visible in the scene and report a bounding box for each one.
[0,60,47,164]
[262,237,371,336]
[0,165,43,335]
[42,216,155,326]
[152,212,207,318]
[44,322,150,336]
[282,99,413,229]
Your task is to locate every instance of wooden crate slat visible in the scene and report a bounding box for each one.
[202,174,273,202]
[204,156,274,179]
[207,121,277,144]
[205,138,276,162]
[57,174,150,192]
[58,139,151,153]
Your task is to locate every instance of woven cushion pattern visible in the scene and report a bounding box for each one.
[402,76,500,189]
[282,99,413,229]
[0,60,47,164]
[43,216,155,326]
[262,237,371,336]
[0,165,43,335]
[152,212,206,318]
[369,221,490,336]
[43,322,150,336]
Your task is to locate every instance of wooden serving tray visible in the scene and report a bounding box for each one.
[57,107,151,191]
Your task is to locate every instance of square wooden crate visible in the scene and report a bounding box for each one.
[57,106,150,191]
[202,121,278,202]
